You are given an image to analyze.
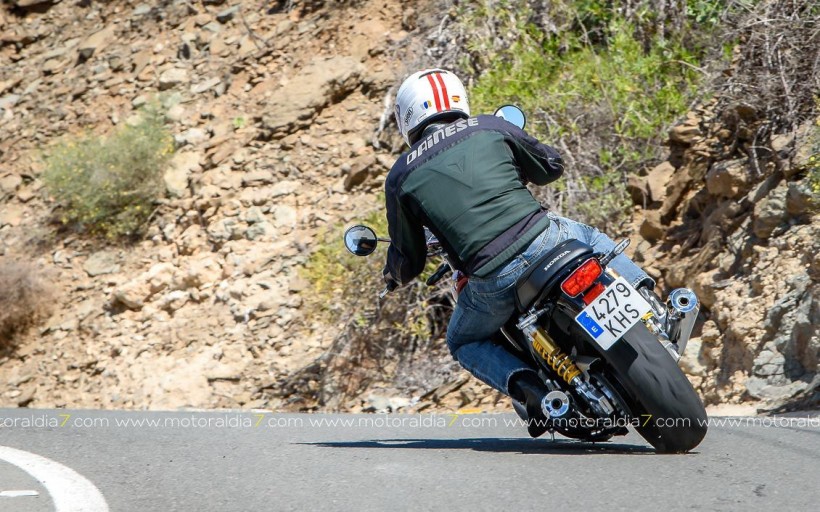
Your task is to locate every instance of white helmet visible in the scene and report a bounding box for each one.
[394,69,470,146]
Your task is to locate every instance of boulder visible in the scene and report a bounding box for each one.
[626,174,648,204]
[77,24,117,61]
[786,181,815,216]
[164,151,201,198]
[260,56,365,138]
[145,262,176,294]
[178,224,208,255]
[639,210,664,242]
[705,159,749,198]
[669,122,701,145]
[112,281,149,310]
[207,218,243,243]
[645,161,675,203]
[83,251,120,277]
[0,203,23,228]
[11,0,54,10]
[242,170,275,186]
[245,221,276,241]
[158,68,190,91]
[752,184,788,238]
[0,173,22,194]
[177,256,222,289]
[343,154,377,191]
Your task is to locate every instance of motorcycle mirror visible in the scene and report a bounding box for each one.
[344,225,379,256]
[494,105,527,129]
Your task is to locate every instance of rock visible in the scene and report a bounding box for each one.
[164,151,201,198]
[245,221,276,241]
[626,174,648,204]
[174,128,208,147]
[178,257,222,289]
[639,210,664,242]
[216,6,239,23]
[178,224,208,255]
[157,290,189,312]
[733,102,758,122]
[112,281,149,310]
[752,184,788,238]
[191,77,222,94]
[0,94,21,111]
[706,159,749,198]
[679,338,706,377]
[270,180,300,197]
[645,162,674,203]
[77,24,117,61]
[242,170,275,186]
[272,205,297,229]
[242,206,267,224]
[133,4,151,16]
[786,181,814,216]
[207,218,243,243]
[158,68,190,91]
[260,56,365,138]
[0,173,22,194]
[83,251,120,277]
[669,123,701,145]
[0,203,24,227]
[344,154,377,190]
[145,263,176,294]
[11,0,54,9]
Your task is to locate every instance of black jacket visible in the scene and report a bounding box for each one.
[384,115,563,284]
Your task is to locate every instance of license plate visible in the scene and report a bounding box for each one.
[575,277,651,350]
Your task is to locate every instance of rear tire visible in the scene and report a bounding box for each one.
[603,325,708,453]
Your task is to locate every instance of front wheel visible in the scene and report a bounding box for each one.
[602,324,708,453]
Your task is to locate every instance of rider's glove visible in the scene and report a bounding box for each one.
[382,267,399,291]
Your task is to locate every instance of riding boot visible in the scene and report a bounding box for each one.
[509,371,551,438]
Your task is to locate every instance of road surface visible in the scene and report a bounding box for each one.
[1,409,818,511]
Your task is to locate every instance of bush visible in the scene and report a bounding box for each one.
[442,0,726,230]
[0,260,53,348]
[281,207,454,410]
[42,105,173,239]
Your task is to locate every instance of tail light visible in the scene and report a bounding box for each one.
[582,282,606,305]
[561,258,603,298]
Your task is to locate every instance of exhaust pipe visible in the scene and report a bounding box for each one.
[665,288,699,356]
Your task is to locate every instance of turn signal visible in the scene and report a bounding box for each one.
[561,258,602,298]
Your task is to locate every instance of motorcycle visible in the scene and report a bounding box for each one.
[343,106,707,453]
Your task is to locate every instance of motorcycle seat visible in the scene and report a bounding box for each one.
[514,239,594,312]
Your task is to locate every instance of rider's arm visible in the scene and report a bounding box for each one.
[384,185,427,285]
[499,122,564,185]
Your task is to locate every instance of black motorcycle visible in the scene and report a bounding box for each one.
[343,106,707,453]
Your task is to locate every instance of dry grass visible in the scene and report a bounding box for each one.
[0,259,54,348]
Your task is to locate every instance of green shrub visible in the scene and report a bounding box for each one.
[43,106,173,239]
[454,0,726,230]
[289,206,453,409]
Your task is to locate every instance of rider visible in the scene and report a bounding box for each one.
[382,69,656,437]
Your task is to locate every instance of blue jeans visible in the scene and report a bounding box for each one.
[445,213,653,396]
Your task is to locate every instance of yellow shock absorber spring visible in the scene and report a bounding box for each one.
[530,327,582,384]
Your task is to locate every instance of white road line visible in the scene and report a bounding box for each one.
[1,490,40,497]
[0,446,109,511]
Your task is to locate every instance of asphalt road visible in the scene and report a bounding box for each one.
[1,410,818,511]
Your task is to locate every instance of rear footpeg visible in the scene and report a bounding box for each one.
[542,390,571,419]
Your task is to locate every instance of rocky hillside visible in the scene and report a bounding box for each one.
[0,0,817,414]
[0,0,414,410]
[627,102,819,411]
